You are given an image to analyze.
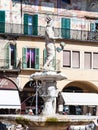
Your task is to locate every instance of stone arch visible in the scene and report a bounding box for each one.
[62,80,98,93]
[62,80,98,115]
[0,77,20,114]
[0,76,19,90]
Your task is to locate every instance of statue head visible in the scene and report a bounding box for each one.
[45,16,52,23]
[45,16,54,28]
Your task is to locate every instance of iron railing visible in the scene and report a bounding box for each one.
[0,59,21,70]
[0,22,98,42]
[0,58,60,71]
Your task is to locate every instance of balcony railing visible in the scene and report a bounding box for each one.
[0,59,21,71]
[0,58,60,71]
[0,22,98,42]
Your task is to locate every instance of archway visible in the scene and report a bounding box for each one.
[20,80,44,115]
[0,77,20,114]
[62,80,98,93]
[62,80,98,115]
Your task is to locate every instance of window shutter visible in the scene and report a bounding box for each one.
[14,44,17,68]
[61,18,70,38]
[35,48,39,69]
[5,44,9,68]
[93,53,98,69]
[72,51,80,68]
[24,14,28,35]
[84,52,91,69]
[0,11,5,33]
[63,50,71,67]
[90,23,95,32]
[22,48,27,68]
[32,14,38,35]
[43,49,47,65]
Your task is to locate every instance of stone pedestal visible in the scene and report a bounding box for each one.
[42,86,56,115]
[30,71,66,116]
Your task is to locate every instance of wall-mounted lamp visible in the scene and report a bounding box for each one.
[56,42,66,52]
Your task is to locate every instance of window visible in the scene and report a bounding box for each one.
[84,52,92,69]
[63,50,71,67]
[63,50,80,68]
[10,44,16,66]
[24,14,38,35]
[62,0,70,4]
[95,23,98,32]
[93,52,98,69]
[72,51,80,68]
[22,48,39,69]
[5,43,16,69]
[90,22,98,32]
[84,51,98,69]
[28,16,33,35]
[90,22,98,40]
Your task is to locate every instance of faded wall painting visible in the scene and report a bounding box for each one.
[87,0,98,12]
[61,0,82,10]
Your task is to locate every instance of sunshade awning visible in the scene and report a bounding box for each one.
[61,92,98,106]
[0,90,21,109]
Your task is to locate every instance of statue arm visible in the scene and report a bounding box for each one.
[46,28,61,40]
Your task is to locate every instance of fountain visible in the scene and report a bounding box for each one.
[0,16,95,130]
[30,71,66,116]
[30,16,66,116]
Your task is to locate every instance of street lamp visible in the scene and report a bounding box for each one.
[35,80,38,115]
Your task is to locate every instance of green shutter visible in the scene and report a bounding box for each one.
[32,15,38,35]
[5,44,9,68]
[61,18,70,38]
[24,14,28,35]
[0,11,5,33]
[22,48,27,68]
[35,48,39,69]
[90,23,95,32]
[14,44,17,68]
[43,49,47,65]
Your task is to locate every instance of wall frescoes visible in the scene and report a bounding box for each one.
[87,0,98,11]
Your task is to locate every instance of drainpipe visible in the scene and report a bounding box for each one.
[20,0,22,34]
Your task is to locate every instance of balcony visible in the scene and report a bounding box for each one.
[0,59,21,72]
[0,22,98,42]
[0,58,60,72]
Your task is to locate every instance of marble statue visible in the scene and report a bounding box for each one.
[43,16,59,70]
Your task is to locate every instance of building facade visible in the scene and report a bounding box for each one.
[0,0,98,115]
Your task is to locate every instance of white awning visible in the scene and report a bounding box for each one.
[61,92,98,105]
[0,90,21,109]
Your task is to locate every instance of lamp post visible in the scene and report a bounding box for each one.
[36,80,41,115]
[20,0,22,34]
[35,80,39,115]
